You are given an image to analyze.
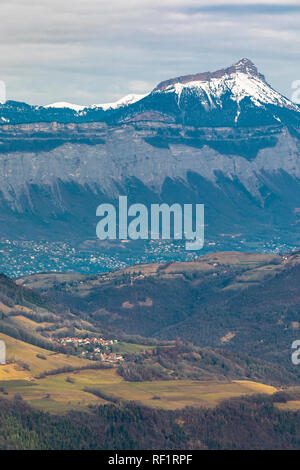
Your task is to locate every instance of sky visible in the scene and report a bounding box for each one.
[0,0,299,105]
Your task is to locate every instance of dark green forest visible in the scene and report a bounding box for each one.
[1,393,300,450]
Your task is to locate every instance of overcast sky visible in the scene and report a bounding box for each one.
[1,0,299,105]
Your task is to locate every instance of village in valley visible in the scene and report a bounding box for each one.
[58,336,124,363]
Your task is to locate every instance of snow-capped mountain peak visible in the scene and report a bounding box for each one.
[44,101,86,112]
[45,93,148,113]
[93,93,148,111]
[152,59,299,114]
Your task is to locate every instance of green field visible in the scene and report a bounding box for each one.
[111,342,155,354]
[0,363,277,413]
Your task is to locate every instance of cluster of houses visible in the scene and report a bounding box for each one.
[58,337,124,363]
[94,352,124,363]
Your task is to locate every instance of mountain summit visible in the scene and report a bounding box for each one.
[141,58,299,126]
[234,58,263,77]
[154,58,265,91]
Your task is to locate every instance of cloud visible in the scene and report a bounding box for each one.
[0,1,299,104]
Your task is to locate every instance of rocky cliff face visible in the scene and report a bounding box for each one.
[0,120,299,242]
[0,121,299,201]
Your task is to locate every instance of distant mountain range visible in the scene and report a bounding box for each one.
[43,58,299,125]
[0,59,299,248]
[1,58,299,126]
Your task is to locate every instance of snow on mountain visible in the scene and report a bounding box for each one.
[43,60,299,123]
[45,93,148,113]
[94,93,148,110]
[44,101,86,112]
[153,59,299,114]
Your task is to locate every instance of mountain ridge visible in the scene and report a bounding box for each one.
[153,58,266,91]
[0,58,299,126]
